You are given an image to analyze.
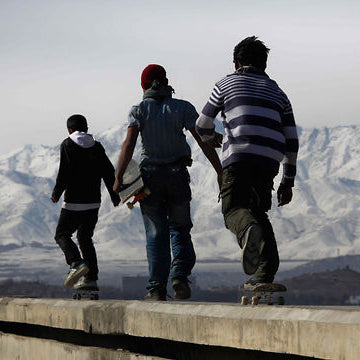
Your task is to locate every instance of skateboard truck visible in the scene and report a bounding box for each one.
[126,188,151,209]
[73,289,99,300]
[241,293,285,306]
[239,283,286,306]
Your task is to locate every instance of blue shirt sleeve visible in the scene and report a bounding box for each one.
[128,105,141,128]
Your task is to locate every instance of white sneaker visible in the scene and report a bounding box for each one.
[64,262,89,287]
[73,278,98,291]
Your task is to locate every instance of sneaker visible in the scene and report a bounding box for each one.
[64,262,89,287]
[73,278,99,291]
[239,223,263,275]
[144,287,167,301]
[242,278,270,291]
[172,277,191,300]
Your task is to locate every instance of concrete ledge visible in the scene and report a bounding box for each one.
[1,297,359,359]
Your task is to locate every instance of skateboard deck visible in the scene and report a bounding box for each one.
[72,288,99,300]
[118,159,150,209]
[239,283,286,305]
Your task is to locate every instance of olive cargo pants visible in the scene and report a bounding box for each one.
[221,162,279,282]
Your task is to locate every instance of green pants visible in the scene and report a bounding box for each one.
[221,162,279,282]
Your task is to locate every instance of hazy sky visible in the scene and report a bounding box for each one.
[1,0,359,155]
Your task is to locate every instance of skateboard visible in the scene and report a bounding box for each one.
[72,288,99,300]
[118,159,150,209]
[239,283,286,306]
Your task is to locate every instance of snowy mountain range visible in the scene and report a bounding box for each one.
[1,124,360,284]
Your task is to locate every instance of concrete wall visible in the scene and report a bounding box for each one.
[0,332,166,360]
[0,297,359,359]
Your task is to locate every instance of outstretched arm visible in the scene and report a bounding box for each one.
[98,143,120,207]
[51,143,69,203]
[193,82,225,188]
[277,94,299,207]
[113,126,139,193]
[189,128,223,187]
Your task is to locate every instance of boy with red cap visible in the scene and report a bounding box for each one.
[114,64,222,300]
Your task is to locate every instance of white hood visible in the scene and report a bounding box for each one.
[69,131,95,148]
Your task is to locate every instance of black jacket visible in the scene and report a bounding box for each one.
[52,137,119,204]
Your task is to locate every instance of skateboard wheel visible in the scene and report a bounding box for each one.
[127,203,134,210]
[278,296,285,305]
[251,296,259,305]
[240,296,248,305]
[144,188,151,195]
[90,293,99,300]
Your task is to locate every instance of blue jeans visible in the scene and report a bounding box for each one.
[140,164,195,291]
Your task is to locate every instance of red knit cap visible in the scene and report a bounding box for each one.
[141,64,168,90]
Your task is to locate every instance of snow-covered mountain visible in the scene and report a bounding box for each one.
[1,124,360,283]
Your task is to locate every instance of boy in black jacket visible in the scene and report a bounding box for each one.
[51,114,120,289]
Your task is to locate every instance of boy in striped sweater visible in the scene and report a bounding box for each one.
[196,36,299,289]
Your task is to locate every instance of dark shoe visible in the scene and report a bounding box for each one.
[64,262,89,287]
[172,277,191,300]
[240,223,263,275]
[144,287,167,301]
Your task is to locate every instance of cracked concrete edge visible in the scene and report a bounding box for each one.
[1,298,360,359]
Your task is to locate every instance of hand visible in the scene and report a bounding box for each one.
[50,196,58,203]
[277,184,293,207]
[207,132,223,148]
[112,198,120,207]
[113,178,123,193]
[111,194,120,207]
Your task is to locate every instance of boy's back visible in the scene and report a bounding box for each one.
[52,132,117,205]
[130,96,197,166]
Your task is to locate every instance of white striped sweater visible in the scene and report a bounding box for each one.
[196,67,299,186]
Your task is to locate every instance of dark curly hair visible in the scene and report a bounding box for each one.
[233,36,270,70]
